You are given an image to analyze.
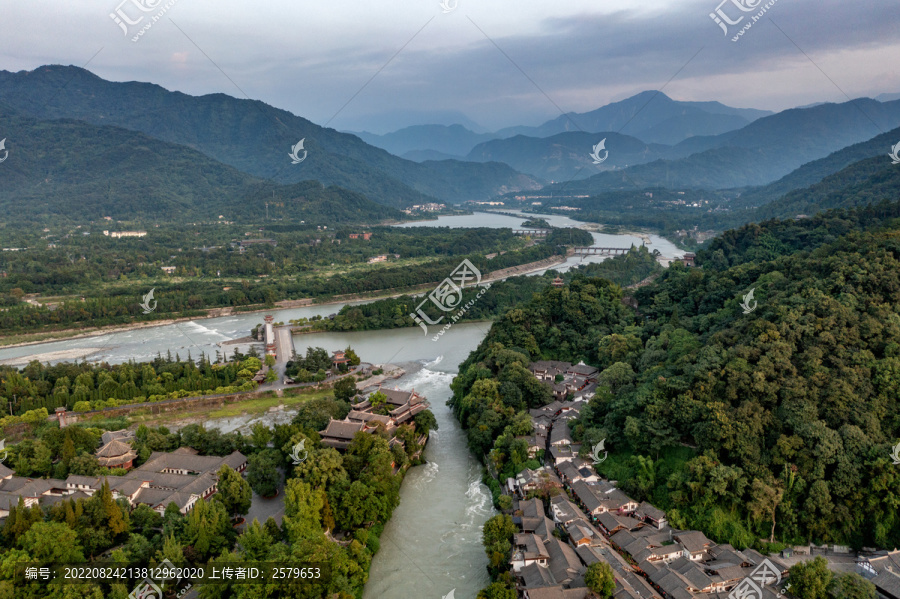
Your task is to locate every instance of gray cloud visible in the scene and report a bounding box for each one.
[1,0,898,132]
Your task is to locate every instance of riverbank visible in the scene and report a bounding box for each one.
[0,254,568,351]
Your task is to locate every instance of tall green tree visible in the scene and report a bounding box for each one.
[21,522,85,563]
[830,573,876,599]
[246,450,281,497]
[213,465,252,518]
[789,557,833,599]
[585,562,616,598]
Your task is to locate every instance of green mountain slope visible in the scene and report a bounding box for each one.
[0,65,542,205]
[451,201,900,548]
[733,126,900,209]
[0,113,401,224]
[753,156,900,222]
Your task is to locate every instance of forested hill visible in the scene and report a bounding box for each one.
[0,65,542,205]
[753,154,900,222]
[0,112,400,224]
[731,125,900,210]
[450,201,900,549]
[525,149,900,243]
[700,200,900,270]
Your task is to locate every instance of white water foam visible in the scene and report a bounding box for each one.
[185,321,230,338]
[464,478,492,524]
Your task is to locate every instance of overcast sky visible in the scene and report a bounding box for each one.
[1,0,899,132]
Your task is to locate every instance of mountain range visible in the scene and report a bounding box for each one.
[0,65,541,207]
[351,91,773,160]
[3,65,900,232]
[534,98,900,195]
[0,109,400,224]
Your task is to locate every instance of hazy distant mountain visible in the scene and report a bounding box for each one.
[538,98,900,194]
[402,149,466,162]
[0,112,400,224]
[466,131,669,182]
[494,91,773,145]
[351,124,495,159]
[337,110,486,134]
[349,91,772,161]
[876,92,900,103]
[0,66,540,205]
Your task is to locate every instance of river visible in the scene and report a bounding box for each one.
[0,210,679,367]
[0,303,355,367]
[397,209,684,273]
[0,211,681,598]
[292,325,494,599]
[0,305,495,598]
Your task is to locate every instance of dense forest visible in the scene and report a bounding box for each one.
[0,226,577,336]
[0,351,262,421]
[1,384,438,598]
[310,246,661,334]
[450,200,900,551]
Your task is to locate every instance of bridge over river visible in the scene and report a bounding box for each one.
[572,246,632,256]
[511,228,551,237]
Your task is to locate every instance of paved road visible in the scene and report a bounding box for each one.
[237,467,287,531]
[258,325,374,394]
[275,326,293,364]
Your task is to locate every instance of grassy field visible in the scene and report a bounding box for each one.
[205,387,332,419]
[72,386,333,429]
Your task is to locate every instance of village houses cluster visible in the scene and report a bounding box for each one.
[501,360,800,599]
[506,360,900,598]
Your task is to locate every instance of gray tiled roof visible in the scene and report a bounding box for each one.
[320,419,365,440]
[545,537,584,586]
[519,562,556,589]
